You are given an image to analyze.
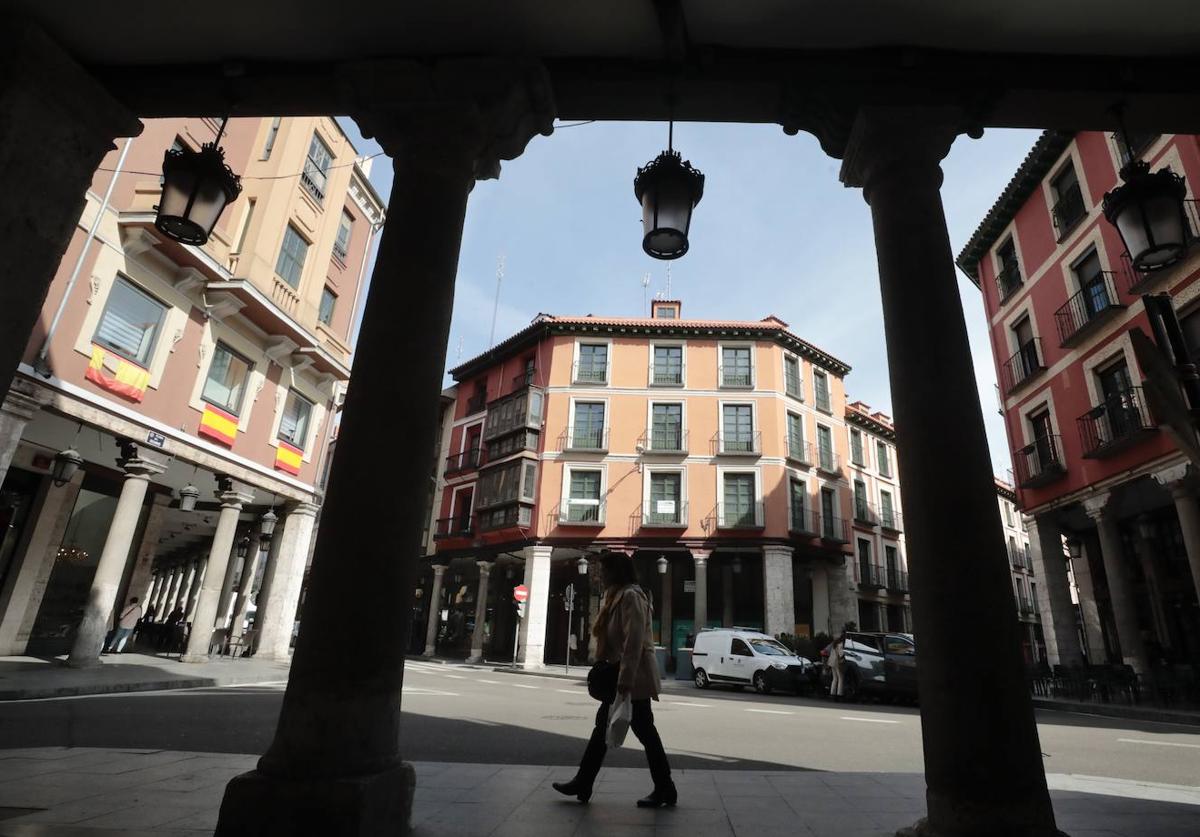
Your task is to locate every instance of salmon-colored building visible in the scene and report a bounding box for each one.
[418,300,911,669]
[0,116,384,661]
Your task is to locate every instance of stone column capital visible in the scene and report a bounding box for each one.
[762,544,794,558]
[284,501,320,519]
[1082,493,1115,522]
[1153,463,1198,497]
[476,561,493,574]
[838,107,962,200]
[691,549,711,566]
[431,564,447,578]
[2,378,46,422]
[217,489,255,510]
[118,450,166,480]
[341,57,555,182]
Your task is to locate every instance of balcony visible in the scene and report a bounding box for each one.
[558,499,606,526]
[880,510,903,532]
[790,506,819,536]
[433,516,474,540]
[573,364,608,385]
[638,428,688,454]
[712,431,762,456]
[1051,182,1086,240]
[720,370,753,388]
[996,263,1023,304]
[1014,434,1067,489]
[1009,544,1032,571]
[512,370,536,390]
[465,392,487,414]
[715,502,764,529]
[641,500,688,528]
[477,504,533,531]
[1078,386,1156,459]
[857,564,885,590]
[815,447,841,475]
[445,447,481,474]
[887,569,910,593]
[1017,597,1038,619]
[786,438,814,466]
[1054,273,1125,347]
[649,365,684,386]
[1119,199,1200,293]
[820,514,851,544]
[561,427,609,453]
[300,168,326,204]
[853,501,879,527]
[1000,338,1046,395]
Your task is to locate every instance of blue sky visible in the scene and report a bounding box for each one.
[339,118,1038,479]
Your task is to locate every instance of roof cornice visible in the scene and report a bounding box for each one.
[845,408,895,440]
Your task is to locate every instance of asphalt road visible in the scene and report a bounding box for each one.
[1,660,1198,786]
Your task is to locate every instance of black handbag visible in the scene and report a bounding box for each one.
[587,660,619,702]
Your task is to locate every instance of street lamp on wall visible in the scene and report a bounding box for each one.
[178,483,200,512]
[656,556,668,575]
[577,556,589,576]
[259,508,278,543]
[155,120,242,246]
[633,121,705,260]
[51,448,83,487]
[1065,538,1083,561]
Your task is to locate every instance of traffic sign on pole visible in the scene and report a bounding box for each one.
[513,584,529,603]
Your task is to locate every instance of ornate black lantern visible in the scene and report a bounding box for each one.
[51,448,83,487]
[633,122,704,260]
[178,483,200,512]
[260,508,278,542]
[236,534,251,560]
[155,121,242,246]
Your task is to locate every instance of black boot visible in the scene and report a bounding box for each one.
[552,779,593,804]
[636,783,677,808]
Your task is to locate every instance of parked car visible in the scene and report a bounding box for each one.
[691,628,817,695]
[820,631,918,701]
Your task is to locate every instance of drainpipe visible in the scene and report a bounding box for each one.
[34,136,135,378]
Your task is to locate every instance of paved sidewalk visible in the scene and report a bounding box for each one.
[0,748,1196,836]
[1032,696,1200,728]
[0,654,292,701]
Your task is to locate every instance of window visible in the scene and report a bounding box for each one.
[886,635,915,656]
[789,478,807,530]
[202,342,253,415]
[576,343,609,383]
[159,138,184,185]
[275,224,309,289]
[484,389,543,440]
[850,429,865,466]
[302,133,333,202]
[786,412,805,460]
[571,401,606,449]
[880,490,896,529]
[566,469,603,523]
[650,403,683,451]
[816,424,834,470]
[721,346,753,387]
[278,390,314,449]
[648,471,682,524]
[784,355,802,399]
[1030,582,1039,613]
[854,479,870,520]
[333,211,353,260]
[1028,408,1058,473]
[814,370,831,412]
[318,287,337,326]
[1003,501,1013,527]
[722,472,757,526]
[1115,130,1158,166]
[857,538,874,586]
[93,277,166,366]
[821,487,838,538]
[722,404,755,452]
[478,459,533,508]
[1073,250,1112,319]
[522,463,537,501]
[996,237,1022,301]
[885,545,898,574]
[1050,162,1085,237]
[232,198,255,255]
[730,638,753,657]
[655,305,677,319]
[261,117,281,160]
[876,441,891,478]
[651,344,683,385]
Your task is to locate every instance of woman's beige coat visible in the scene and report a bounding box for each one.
[600,585,661,701]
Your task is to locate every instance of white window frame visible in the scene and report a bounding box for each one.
[848,427,868,469]
[875,439,893,479]
[561,463,608,525]
[187,319,269,434]
[648,339,687,387]
[717,341,756,389]
[815,421,836,471]
[812,369,832,413]
[645,399,687,453]
[567,396,609,451]
[879,488,898,527]
[782,351,804,401]
[785,410,807,463]
[715,466,763,528]
[717,399,758,454]
[642,465,688,525]
[450,484,475,522]
[571,337,612,386]
[786,470,811,532]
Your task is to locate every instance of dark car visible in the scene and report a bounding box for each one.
[820,631,918,701]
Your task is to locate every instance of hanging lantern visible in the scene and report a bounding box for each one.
[236,535,251,560]
[731,556,743,574]
[633,122,705,260]
[155,125,242,246]
[57,543,90,562]
[178,483,200,512]
[51,448,83,487]
[1103,159,1190,272]
[656,556,668,575]
[260,508,278,541]
[577,556,589,576]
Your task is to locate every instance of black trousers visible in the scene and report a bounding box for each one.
[575,697,673,790]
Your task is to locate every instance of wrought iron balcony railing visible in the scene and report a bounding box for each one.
[853,501,879,527]
[445,447,481,474]
[465,392,487,414]
[1054,272,1123,346]
[433,516,474,539]
[1000,338,1046,395]
[820,514,851,544]
[638,428,688,454]
[786,437,814,465]
[790,505,819,535]
[712,431,762,456]
[816,447,840,474]
[715,502,765,529]
[996,263,1023,303]
[573,364,608,384]
[1014,434,1067,489]
[558,499,606,525]
[1078,386,1156,458]
[887,569,909,593]
[720,369,754,388]
[649,365,684,386]
[880,510,902,532]
[561,427,610,452]
[1051,182,1085,239]
[641,500,688,528]
[857,563,885,590]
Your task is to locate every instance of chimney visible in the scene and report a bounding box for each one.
[651,299,681,320]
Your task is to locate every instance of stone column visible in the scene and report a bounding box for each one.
[423,564,446,657]
[1083,494,1150,673]
[661,559,673,656]
[721,562,734,627]
[811,564,831,635]
[251,502,318,661]
[249,527,285,652]
[1026,515,1084,666]
[1154,464,1200,616]
[121,493,171,616]
[0,22,141,400]
[826,558,857,635]
[1133,521,1172,648]
[762,545,796,637]
[519,545,553,668]
[67,443,164,667]
[230,535,265,640]
[1069,537,1108,663]
[184,559,207,622]
[146,572,166,617]
[839,107,1058,836]
[691,549,710,633]
[216,61,553,837]
[0,380,44,486]
[173,561,196,616]
[181,479,253,662]
[217,546,246,630]
[467,561,493,663]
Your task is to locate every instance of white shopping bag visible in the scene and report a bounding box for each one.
[606,693,632,748]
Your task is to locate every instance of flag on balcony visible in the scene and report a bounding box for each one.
[274,440,303,475]
[198,404,238,446]
[84,345,150,402]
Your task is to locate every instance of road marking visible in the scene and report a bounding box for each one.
[840,716,900,724]
[404,688,459,696]
[746,708,793,715]
[667,701,710,708]
[478,679,501,685]
[1118,738,1200,749]
[556,689,579,694]
[444,675,466,680]
[511,684,539,690]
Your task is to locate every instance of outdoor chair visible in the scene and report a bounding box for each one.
[226,629,257,659]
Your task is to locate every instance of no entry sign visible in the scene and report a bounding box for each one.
[513,584,529,603]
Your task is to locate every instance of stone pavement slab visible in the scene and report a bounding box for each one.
[0,655,292,701]
[0,748,1197,836]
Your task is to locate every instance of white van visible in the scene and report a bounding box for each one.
[690,628,816,695]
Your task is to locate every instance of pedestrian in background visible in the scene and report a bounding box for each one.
[828,630,847,701]
[105,597,142,653]
[553,551,676,808]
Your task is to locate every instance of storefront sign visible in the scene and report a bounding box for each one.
[145,431,166,449]
[655,500,676,514]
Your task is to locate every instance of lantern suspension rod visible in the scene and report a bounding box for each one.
[668,120,673,153]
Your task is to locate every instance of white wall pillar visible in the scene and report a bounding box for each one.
[762,545,795,637]
[1083,494,1149,673]
[518,545,552,669]
[253,502,318,661]
[1154,465,1200,622]
[230,534,265,640]
[181,480,253,662]
[423,564,446,657]
[0,381,44,486]
[1026,515,1084,667]
[691,549,710,632]
[467,561,492,663]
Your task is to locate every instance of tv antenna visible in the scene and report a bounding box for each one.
[666,262,672,298]
[641,273,651,311]
[488,253,504,349]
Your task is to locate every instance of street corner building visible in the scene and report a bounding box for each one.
[959,130,1200,683]
[0,115,385,665]
[415,300,914,670]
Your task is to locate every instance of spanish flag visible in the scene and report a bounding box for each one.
[274,440,303,475]
[198,404,238,446]
[84,345,150,402]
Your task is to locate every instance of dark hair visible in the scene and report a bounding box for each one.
[598,551,638,587]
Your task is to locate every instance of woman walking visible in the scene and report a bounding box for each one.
[828,630,846,701]
[553,552,676,807]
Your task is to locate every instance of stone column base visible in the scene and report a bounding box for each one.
[215,761,416,836]
[896,817,1068,837]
